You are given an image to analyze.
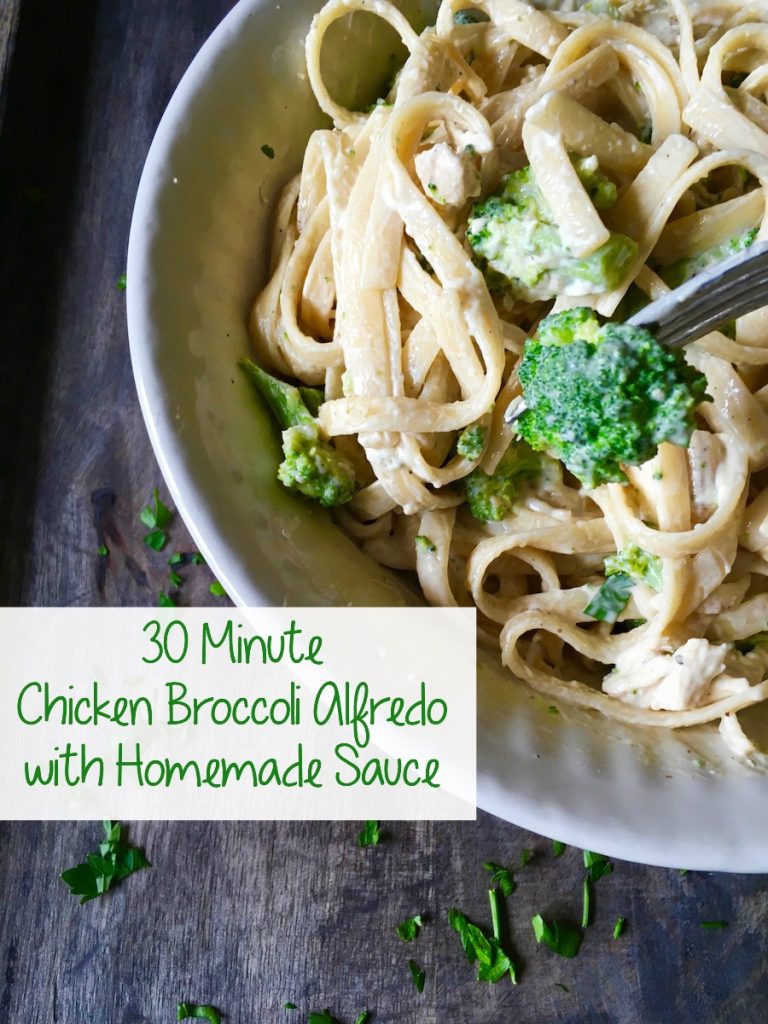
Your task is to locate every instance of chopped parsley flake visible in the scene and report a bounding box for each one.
[358,820,381,847]
[701,920,728,930]
[531,914,583,958]
[140,487,173,530]
[61,820,150,904]
[483,862,515,897]
[116,273,127,290]
[583,850,613,882]
[408,959,425,992]
[520,848,533,867]
[283,1003,297,1010]
[261,144,275,159]
[97,544,108,556]
[415,535,436,553]
[552,840,566,857]
[209,580,228,598]
[169,570,183,587]
[177,1005,221,1023]
[448,892,518,985]
[396,914,423,942]
[158,591,176,608]
[613,916,627,939]
[144,528,168,551]
[582,877,591,928]
[141,488,173,551]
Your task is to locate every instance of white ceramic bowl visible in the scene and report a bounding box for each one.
[128,0,768,870]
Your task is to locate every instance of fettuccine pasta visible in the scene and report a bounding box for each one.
[250,0,768,761]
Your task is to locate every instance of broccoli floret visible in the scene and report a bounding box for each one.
[457,424,486,461]
[240,358,355,507]
[467,159,637,301]
[516,308,709,488]
[605,543,662,591]
[465,440,541,521]
[660,227,757,290]
[278,424,356,506]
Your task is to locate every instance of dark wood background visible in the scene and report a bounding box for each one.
[0,2,766,1021]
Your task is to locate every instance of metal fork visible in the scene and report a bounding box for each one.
[505,238,768,423]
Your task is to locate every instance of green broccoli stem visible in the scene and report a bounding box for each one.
[239,357,321,429]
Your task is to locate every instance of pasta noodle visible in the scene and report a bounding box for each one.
[250,0,768,761]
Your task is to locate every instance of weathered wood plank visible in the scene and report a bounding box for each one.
[0,0,21,128]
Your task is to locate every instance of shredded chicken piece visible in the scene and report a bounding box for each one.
[414,143,481,208]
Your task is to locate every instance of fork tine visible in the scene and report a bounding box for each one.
[627,239,768,347]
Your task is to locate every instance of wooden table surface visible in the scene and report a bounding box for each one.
[0,2,766,1021]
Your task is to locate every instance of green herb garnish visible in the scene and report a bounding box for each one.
[415,535,436,553]
[169,570,183,587]
[140,487,172,529]
[613,916,626,939]
[177,1005,221,1023]
[583,850,613,882]
[552,840,566,857]
[483,861,515,897]
[358,820,381,847]
[97,544,108,556]
[520,848,533,867]
[531,914,583,958]
[158,591,176,607]
[61,820,149,904]
[140,488,173,550]
[396,914,423,941]
[408,959,425,993]
[701,920,728,930]
[581,877,592,928]
[209,580,228,598]
[448,891,518,985]
[116,273,127,290]
[261,144,275,159]
[283,1003,297,1010]
[144,528,168,551]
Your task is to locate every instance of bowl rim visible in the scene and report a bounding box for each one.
[127,0,768,871]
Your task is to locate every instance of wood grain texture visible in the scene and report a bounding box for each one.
[0,2,767,1022]
[0,0,21,128]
